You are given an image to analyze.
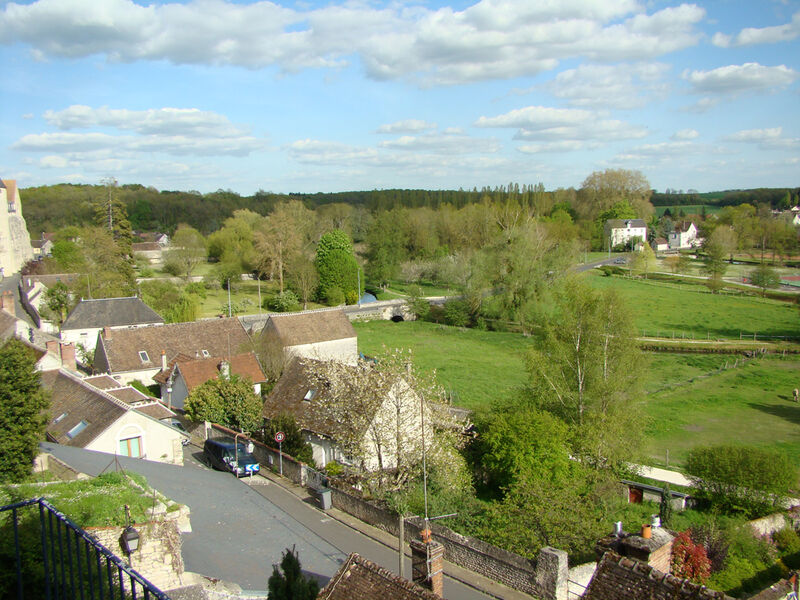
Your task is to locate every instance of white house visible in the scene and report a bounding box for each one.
[263,358,431,471]
[668,221,699,250]
[153,351,267,410]
[41,369,188,464]
[259,308,358,365]
[61,296,164,355]
[93,317,252,386]
[0,179,34,277]
[604,219,648,249]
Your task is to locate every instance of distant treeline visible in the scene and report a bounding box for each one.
[21,182,798,237]
[651,188,798,208]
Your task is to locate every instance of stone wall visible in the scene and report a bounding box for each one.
[86,516,186,592]
[749,513,787,537]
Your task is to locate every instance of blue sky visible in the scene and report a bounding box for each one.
[1,0,798,195]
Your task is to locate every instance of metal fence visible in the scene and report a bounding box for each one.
[0,497,170,600]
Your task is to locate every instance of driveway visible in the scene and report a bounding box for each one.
[41,443,493,599]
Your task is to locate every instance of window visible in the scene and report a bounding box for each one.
[119,437,142,458]
[53,413,67,424]
[303,389,317,402]
[66,420,88,439]
[201,349,210,358]
[138,351,149,363]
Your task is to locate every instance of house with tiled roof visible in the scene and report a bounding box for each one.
[93,317,251,386]
[604,219,647,250]
[41,369,187,464]
[318,553,442,600]
[584,550,733,600]
[61,296,164,354]
[263,357,429,470]
[668,221,700,250]
[153,352,266,410]
[259,308,357,365]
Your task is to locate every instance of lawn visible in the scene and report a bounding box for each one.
[353,320,535,411]
[585,271,800,340]
[642,355,800,468]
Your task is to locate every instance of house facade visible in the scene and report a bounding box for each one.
[259,308,358,365]
[604,219,647,249]
[0,179,34,276]
[93,317,251,385]
[668,221,699,249]
[61,296,164,354]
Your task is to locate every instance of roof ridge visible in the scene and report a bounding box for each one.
[60,370,132,412]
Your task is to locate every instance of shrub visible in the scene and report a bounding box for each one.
[162,259,183,277]
[405,284,431,320]
[443,299,470,327]
[686,445,797,517]
[325,286,345,306]
[345,289,359,305]
[269,290,300,312]
[773,528,800,554]
[324,460,344,477]
[184,281,207,298]
[672,530,711,583]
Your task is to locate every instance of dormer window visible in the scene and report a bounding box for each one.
[66,420,88,439]
[201,349,210,358]
[138,351,150,363]
[303,389,317,402]
[53,412,67,424]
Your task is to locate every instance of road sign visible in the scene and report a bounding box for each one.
[275,431,285,443]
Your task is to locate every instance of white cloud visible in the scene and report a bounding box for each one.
[517,140,600,154]
[724,127,799,150]
[712,11,800,47]
[616,140,696,160]
[683,63,798,94]
[0,0,706,86]
[476,105,647,148]
[43,105,248,137]
[378,132,499,154]
[671,128,699,140]
[375,119,437,134]
[544,62,669,109]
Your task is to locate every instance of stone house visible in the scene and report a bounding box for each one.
[0,179,34,277]
[263,357,430,471]
[668,221,700,250]
[93,317,251,386]
[604,219,647,250]
[259,308,358,365]
[41,369,188,463]
[153,351,267,410]
[61,296,164,354]
[132,241,165,265]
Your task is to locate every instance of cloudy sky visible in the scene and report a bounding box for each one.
[1,0,798,194]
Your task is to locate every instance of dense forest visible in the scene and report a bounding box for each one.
[21,181,799,237]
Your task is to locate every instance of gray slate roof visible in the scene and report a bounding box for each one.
[62,297,164,330]
[605,219,647,229]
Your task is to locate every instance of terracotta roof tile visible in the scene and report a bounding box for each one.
[96,317,251,374]
[261,309,356,347]
[106,386,152,405]
[83,375,123,390]
[135,402,176,420]
[174,352,266,392]
[318,553,441,600]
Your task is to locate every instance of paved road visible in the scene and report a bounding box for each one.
[41,443,492,599]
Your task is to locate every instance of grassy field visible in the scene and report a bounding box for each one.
[354,320,535,411]
[642,355,800,467]
[586,271,800,339]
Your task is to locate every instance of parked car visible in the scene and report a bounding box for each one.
[203,439,260,477]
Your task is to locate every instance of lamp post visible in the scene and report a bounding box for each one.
[119,504,140,565]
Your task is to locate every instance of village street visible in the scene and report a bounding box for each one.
[40,442,497,600]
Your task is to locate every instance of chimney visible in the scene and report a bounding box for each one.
[1,291,15,316]
[410,528,444,597]
[161,350,167,371]
[60,343,76,372]
[103,326,112,340]
[46,340,59,355]
[219,360,231,379]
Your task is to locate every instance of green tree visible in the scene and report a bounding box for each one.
[703,227,737,293]
[255,200,313,294]
[287,254,318,310]
[578,169,653,222]
[629,243,656,278]
[0,340,50,482]
[527,278,646,471]
[263,413,314,465]
[185,375,262,432]
[365,209,408,287]
[749,264,780,296]
[267,547,319,600]
[167,225,207,280]
[94,178,133,253]
[44,281,71,327]
[315,230,359,304]
[686,445,796,517]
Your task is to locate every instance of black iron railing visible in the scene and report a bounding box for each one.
[0,497,170,600]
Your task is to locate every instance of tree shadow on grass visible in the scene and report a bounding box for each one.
[746,402,800,426]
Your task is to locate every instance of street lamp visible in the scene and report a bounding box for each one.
[119,504,140,561]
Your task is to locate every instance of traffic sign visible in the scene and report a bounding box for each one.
[275,431,285,443]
